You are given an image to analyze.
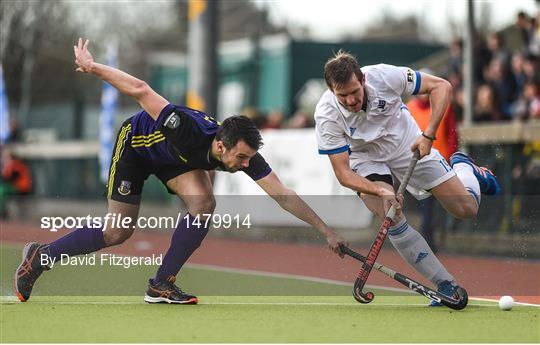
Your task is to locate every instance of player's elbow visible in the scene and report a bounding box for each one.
[444,79,453,94]
[131,80,152,100]
[438,79,453,98]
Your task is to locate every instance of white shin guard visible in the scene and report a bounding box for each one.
[388,218,455,286]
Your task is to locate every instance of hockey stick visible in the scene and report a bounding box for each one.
[352,150,421,304]
[340,245,468,310]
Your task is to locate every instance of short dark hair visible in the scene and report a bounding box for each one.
[324,50,364,90]
[215,115,263,150]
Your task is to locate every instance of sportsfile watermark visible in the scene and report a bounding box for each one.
[40,212,252,232]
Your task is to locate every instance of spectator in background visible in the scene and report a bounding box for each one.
[484,58,517,118]
[526,80,540,119]
[286,110,314,128]
[516,11,540,56]
[451,87,465,123]
[1,149,32,195]
[261,109,284,129]
[241,106,267,129]
[475,84,504,122]
[520,79,540,119]
[511,53,527,97]
[448,39,463,78]
[474,33,492,84]
[530,12,540,56]
[487,32,512,68]
[406,74,458,161]
[0,148,32,219]
[512,140,540,222]
[446,41,465,123]
[7,119,22,143]
[406,70,458,251]
[522,54,538,81]
[517,11,535,52]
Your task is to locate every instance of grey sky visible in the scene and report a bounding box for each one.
[254,0,538,42]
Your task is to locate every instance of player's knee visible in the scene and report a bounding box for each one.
[462,203,478,218]
[189,196,216,216]
[103,227,134,246]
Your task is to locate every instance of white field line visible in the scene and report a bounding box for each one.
[0,297,497,307]
[184,262,413,294]
[185,263,540,307]
[470,297,540,307]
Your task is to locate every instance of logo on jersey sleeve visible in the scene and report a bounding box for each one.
[349,127,357,136]
[407,69,415,83]
[164,112,180,129]
[377,100,386,110]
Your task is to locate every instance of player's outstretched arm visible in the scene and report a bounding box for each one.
[73,38,168,120]
[256,171,348,256]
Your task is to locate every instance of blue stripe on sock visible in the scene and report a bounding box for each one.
[389,222,408,236]
[466,187,480,207]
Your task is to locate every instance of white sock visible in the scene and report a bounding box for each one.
[389,218,455,286]
[453,162,481,207]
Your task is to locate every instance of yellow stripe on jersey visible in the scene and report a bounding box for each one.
[131,136,166,148]
[107,123,132,198]
[131,130,165,147]
[132,131,162,139]
[131,135,164,144]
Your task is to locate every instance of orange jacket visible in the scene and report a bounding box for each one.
[2,158,32,194]
[406,98,458,161]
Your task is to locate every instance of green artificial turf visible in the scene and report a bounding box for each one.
[1,245,538,343]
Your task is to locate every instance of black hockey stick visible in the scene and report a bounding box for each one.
[341,245,468,310]
[352,150,421,304]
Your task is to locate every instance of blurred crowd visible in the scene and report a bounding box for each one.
[448,11,540,123]
[241,107,314,130]
[245,11,539,129]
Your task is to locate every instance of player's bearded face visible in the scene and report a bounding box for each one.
[334,74,364,113]
[220,140,257,172]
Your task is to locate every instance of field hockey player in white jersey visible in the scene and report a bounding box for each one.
[314,50,501,306]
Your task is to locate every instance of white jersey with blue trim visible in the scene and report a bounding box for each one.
[315,64,422,162]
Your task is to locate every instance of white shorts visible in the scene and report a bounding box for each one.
[350,148,456,200]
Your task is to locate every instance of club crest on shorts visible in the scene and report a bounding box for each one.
[164,112,180,129]
[118,180,132,196]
